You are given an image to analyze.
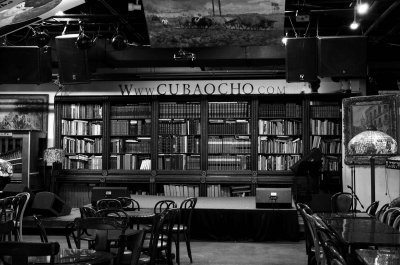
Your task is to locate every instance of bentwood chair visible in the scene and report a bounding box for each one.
[12,192,30,241]
[116,230,145,265]
[117,197,141,229]
[141,208,179,265]
[96,198,123,210]
[331,192,354,213]
[154,200,177,214]
[296,203,314,265]
[173,197,197,264]
[72,216,128,252]
[32,215,48,243]
[302,208,325,265]
[376,203,390,222]
[381,207,400,226]
[0,241,60,265]
[365,201,379,217]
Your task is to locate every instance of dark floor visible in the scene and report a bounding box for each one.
[22,235,307,265]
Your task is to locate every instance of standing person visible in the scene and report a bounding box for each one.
[0,158,12,190]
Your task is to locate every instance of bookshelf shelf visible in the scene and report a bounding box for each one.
[54,93,357,199]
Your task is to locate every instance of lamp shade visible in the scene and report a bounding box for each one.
[0,158,13,177]
[43,148,65,164]
[348,129,397,155]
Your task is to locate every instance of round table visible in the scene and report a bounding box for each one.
[29,248,114,265]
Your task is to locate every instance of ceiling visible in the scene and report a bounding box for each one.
[1,0,400,81]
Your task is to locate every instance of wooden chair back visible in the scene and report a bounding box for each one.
[117,197,141,211]
[96,198,122,210]
[0,241,60,265]
[331,192,354,213]
[365,201,379,216]
[153,199,177,214]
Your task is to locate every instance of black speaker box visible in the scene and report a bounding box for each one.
[31,191,71,217]
[256,187,292,208]
[55,34,90,84]
[91,187,129,207]
[0,46,52,84]
[286,37,318,82]
[318,36,367,78]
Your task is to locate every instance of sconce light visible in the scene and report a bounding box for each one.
[32,27,50,47]
[281,32,288,45]
[76,23,96,50]
[350,7,360,30]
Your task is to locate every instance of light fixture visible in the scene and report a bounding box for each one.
[356,0,369,15]
[350,7,360,30]
[32,27,50,47]
[0,158,13,177]
[173,48,196,61]
[76,23,96,50]
[282,32,288,45]
[348,126,398,204]
[111,27,127,50]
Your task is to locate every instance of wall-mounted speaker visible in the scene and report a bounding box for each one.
[0,46,52,84]
[286,37,318,82]
[318,36,367,78]
[55,34,90,84]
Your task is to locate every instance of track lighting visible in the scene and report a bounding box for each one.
[32,28,50,48]
[111,27,128,50]
[356,0,369,15]
[76,24,96,50]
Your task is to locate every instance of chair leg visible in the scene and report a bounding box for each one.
[175,232,180,265]
[184,231,193,263]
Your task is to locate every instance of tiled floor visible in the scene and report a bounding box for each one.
[22,234,307,265]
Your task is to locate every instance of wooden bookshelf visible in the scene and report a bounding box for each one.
[54,94,357,200]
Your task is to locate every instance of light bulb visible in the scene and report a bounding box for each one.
[282,33,288,45]
[357,2,369,15]
[350,21,360,30]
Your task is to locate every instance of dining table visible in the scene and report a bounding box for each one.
[321,215,400,251]
[356,248,400,265]
[5,248,114,265]
[317,212,373,220]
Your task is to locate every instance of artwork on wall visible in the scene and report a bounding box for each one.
[0,95,48,132]
[343,95,398,165]
[142,0,285,48]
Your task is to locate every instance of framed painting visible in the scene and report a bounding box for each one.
[0,94,48,132]
[343,95,397,165]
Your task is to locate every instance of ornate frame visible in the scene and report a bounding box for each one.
[0,94,48,132]
[343,95,397,165]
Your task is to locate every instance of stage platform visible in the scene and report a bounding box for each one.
[23,195,300,242]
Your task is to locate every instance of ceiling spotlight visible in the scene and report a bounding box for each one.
[75,25,96,50]
[32,28,50,48]
[111,28,128,50]
[350,20,360,30]
[356,1,369,15]
[281,33,288,45]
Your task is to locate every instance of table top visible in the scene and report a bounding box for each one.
[317,212,372,220]
[324,218,400,248]
[6,248,114,265]
[356,249,400,265]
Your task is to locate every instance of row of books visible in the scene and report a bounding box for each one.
[258,154,301,171]
[258,119,302,135]
[63,137,102,153]
[208,102,250,118]
[159,102,201,119]
[61,120,102,136]
[110,120,151,136]
[62,104,102,119]
[62,155,102,169]
[157,154,201,170]
[310,119,341,135]
[111,104,151,118]
[158,135,200,154]
[109,155,151,170]
[158,119,201,135]
[163,184,199,197]
[208,137,251,154]
[207,184,251,197]
[310,105,341,118]
[208,119,250,135]
[310,136,341,153]
[259,103,302,118]
[110,138,151,153]
[208,155,250,170]
[258,137,302,153]
[322,156,340,171]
